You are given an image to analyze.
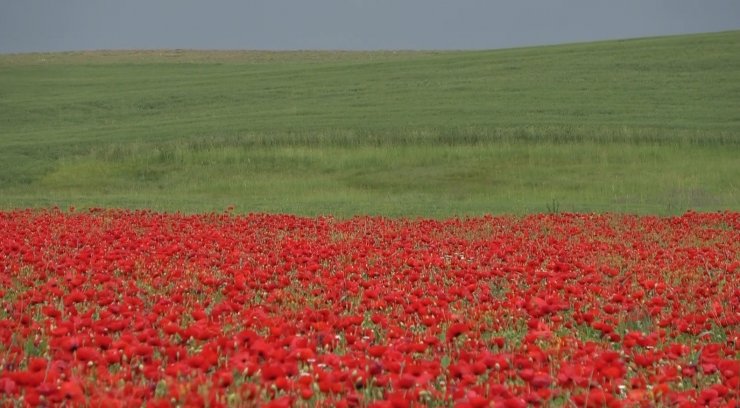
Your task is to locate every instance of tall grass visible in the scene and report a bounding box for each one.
[0,138,734,217]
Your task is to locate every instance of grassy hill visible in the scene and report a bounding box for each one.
[1,31,738,216]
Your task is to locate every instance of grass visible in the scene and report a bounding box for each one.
[1,31,739,217]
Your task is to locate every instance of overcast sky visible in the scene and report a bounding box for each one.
[1,0,739,53]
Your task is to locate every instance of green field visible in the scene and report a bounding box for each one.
[1,31,739,217]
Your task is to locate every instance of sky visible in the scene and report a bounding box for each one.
[1,0,739,53]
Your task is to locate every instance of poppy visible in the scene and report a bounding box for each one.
[59,381,85,404]
[446,323,470,342]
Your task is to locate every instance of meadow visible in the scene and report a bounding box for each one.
[1,31,739,216]
[1,31,739,407]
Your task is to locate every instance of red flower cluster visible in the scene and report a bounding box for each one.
[0,209,738,407]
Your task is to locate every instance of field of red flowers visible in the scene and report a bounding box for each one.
[0,209,738,407]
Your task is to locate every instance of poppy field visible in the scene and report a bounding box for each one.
[0,209,738,407]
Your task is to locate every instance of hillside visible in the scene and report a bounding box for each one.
[1,31,738,216]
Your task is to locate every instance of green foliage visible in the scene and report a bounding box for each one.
[0,31,738,216]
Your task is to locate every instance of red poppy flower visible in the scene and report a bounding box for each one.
[76,346,101,363]
[59,381,85,403]
[447,323,470,342]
